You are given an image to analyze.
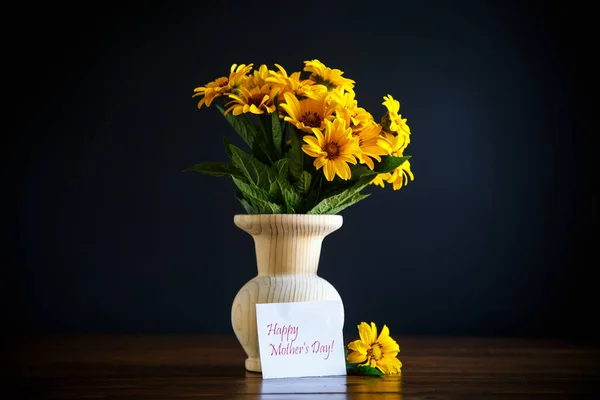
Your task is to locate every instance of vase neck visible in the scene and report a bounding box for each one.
[234,214,343,276]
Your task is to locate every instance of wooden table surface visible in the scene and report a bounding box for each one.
[10,334,600,399]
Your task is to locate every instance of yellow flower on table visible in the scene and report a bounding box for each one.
[301,118,361,181]
[347,322,402,375]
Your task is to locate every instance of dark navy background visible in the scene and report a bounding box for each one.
[8,0,597,339]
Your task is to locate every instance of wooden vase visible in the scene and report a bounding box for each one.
[231,214,345,372]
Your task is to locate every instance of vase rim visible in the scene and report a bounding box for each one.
[233,213,343,218]
[233,214,343,234]
[234,214,343,223]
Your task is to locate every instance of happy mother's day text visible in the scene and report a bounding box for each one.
[266,322,335,360]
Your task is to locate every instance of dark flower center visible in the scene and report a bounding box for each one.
[325,142,340,160]
[301,111,322,128]
[248,94,264,107]
[367,342,383,361]
[313,75,336,91]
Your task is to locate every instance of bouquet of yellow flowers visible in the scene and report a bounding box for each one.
[187,59,414,214]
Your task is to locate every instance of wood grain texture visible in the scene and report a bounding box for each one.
[232,214,345,372]
[11,334,600,399]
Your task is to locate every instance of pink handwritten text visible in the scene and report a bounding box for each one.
[266,322,299,342]
[311,340,334,360]
[269,341,308,356]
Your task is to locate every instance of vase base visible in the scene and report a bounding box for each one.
[245,357,262,373]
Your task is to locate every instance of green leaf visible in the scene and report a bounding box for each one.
[227,144,274,192]
[346,362,385,376]
[354,364,385,377]
[216,105,256,148]
[270,159,302,210]
[286,125,304,179]
[271,99,282,156]
[235,191,258,214]
[351,165,376,180]
[267,158,289,201]
[271,158,289,181]
[232,177,270,201]
[251,138,274,165]
[253,113,279,164]
[232,177,283,214]
[328,192,371,215]
[294,171,312,195]
[308,192,371,215]
[307,174,374,215]
[183,162,243,178]
[282,187,301,213]
[373,155,411,173]
[319,169,372,200]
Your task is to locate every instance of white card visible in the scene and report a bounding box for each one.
[256,300,347,379]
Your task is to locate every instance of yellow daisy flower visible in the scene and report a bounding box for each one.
[223,84,279,116]
[371,132,414,190]
[246,64,272,89]
[304,59,355,92]
[386,160,414,190]
[381,94,411,137]
[191,76,229,108]
[280,92,335,133]
[330,89,374,132]
[301,118,361,181]
[370,173,389,188]
[192,63,253,108]
[377,131,410,157]
[352,122,387,170]
[347,322,402,375]
[266,64,328,100]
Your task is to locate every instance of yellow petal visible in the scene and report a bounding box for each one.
[361,155,375,170]
[370,323,378,342]
[377,357,402,374]
[377,325,390,342]
[357,322,375,345]
[302,143,324,158]
[338,154,358,164]
[337,160,351,180]
[313,157,327,169]
[323,161,335,181]
[283,92,301,120]
[381,339,399,354]
[348,340,370,353]
[248,105,264,115]
[346,351,367,364]
[311,128,325,146]
[280,104,295,119]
